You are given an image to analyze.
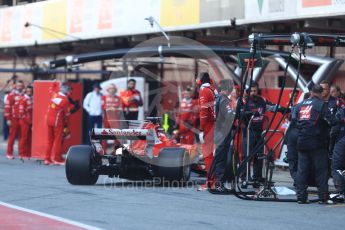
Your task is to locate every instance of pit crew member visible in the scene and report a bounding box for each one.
[4,80,24,159]
[210,80,235,192]
[241,82,288,187]
[102,84,123,151]
[296,85,338,204]
[286,92,310,186]
[18,84,33,160]
[120,79,143,122]
[176,87,197,144]
[198,72,217,190]
[331,101,345,201]
[45,83,72,165]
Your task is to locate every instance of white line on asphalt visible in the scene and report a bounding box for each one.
[0,201,104,230]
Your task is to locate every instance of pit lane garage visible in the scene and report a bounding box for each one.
[46,32,345,204]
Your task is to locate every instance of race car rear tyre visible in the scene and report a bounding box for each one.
[66,145,99,185]
[157,148,191,183]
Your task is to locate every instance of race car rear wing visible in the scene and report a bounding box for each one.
[91,128,161,158]
[91,128,148,140]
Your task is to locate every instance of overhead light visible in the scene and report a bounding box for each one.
[145,16,170,47]
[65,56,74,65]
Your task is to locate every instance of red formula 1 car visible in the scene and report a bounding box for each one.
[65,118,198,185]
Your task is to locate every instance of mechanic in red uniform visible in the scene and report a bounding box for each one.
[176,87,197,144]
[18,84,33,160]
[102,83,123,151]
[198,72,217,190]
[4,80,24,159]
[120,79,143,123]
[192,87,201,142]
[45,83,72,165]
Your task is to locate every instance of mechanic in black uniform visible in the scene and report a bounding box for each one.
[286,92,310,186]
[241,82,287,187]
[320,79,340,110]
[296,85,339,204]
[320,80,338,115]
[210,80,236,192]
[320,80,341,156]
[320,80,345,183]
[331,102,345,201]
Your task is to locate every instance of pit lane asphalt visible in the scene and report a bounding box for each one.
[0,150,344,230]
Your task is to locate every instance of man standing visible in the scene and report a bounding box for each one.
[198,72,217,190]
[19,84,33,160]
[241,82,285,187]
[83,83,102,135]
[120,79,143,122]
[296,85,337,204]
[320,80,338,115]
[286,92,310,186]
[331,102,345,201]
[3,90,10,141]
[330,85,343,99]
[320,80,343,171]
[176,87,197,144]
[210,80,235,192]
[4,80,24,159]
[45,83,72,165]
[102,84,123,151]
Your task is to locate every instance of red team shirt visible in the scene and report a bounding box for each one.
[119,89,143,111]
[4,90,22,120]
[177,98,197,133]
[19,94,33,124]
[46,92,71,127]
[102,95,122,128]
[199,84,216,130]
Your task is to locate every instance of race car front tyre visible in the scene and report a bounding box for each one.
[157,148,191,183]
[65,145,99,185]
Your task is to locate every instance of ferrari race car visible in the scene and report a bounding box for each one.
[65,118,198,185]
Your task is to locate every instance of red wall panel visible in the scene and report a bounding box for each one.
[32,81,83,159]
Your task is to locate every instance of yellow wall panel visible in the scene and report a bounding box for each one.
[42,0,67,40]
[160,0,200,27]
